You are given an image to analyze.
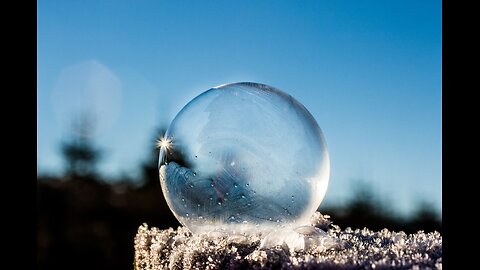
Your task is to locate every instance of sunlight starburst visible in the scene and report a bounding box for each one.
[156,136,172,150]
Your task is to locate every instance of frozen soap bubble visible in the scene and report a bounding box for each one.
[158,82,329,234]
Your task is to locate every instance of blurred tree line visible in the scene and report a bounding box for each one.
[37,124,441,270]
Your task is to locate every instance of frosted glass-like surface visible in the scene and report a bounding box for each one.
[159,82,329,234]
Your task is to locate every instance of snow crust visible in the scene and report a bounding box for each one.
[134,212,442,269]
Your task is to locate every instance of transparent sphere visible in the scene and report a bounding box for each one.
[159,82,329,234]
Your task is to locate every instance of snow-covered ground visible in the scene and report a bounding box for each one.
[134,212,442,269]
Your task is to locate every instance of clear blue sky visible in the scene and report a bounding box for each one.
[37,0,442,217]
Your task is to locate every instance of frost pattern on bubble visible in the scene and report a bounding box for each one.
[159,82,330,233]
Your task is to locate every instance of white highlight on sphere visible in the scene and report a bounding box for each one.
[159,82,330,234]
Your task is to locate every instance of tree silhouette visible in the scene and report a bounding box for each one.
[408,201,442,233]
[338,181,396,230]
[61,112,102,178]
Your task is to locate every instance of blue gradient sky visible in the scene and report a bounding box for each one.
[37,0,442,217]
